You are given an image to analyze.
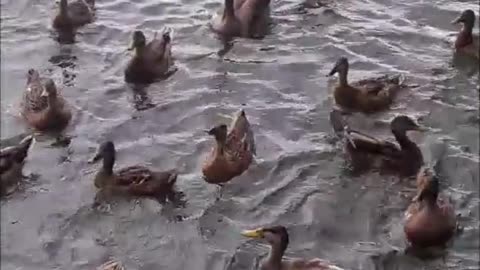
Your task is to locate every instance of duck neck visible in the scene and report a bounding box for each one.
[224,0,235,18]
[101,152,115,175]
[420,193,438,209]
[46,94,60,112]
[215,139,226,156]
[392,129,413,149]
[266,243,285,269]
[337,68,348,87]
[59,0,69,17]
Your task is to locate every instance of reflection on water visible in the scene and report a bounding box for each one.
[1,0,479,269]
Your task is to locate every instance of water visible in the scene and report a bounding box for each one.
[1,0,479,269]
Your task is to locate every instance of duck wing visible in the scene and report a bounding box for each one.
[115,165,154,186]
[68,0,94,19]
[23,77,47,113]
[0,135,33,174]
[289,258,344,269]
[353,74,405,96]
[227,110,256,155]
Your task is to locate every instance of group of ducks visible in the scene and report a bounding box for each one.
[1,0,478,269]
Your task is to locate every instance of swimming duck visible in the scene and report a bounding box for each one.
[202,110,256,184]
[89,141,178,200]
[21,69,71,132]
[329,110,425,176]
[211,0,271,38]
[52,0,95,31]
[124,29,174,84]
[242,226,345,270]
[452,9,479,59]
[404,170,456,248]
[327,57,405,113]
[0,135,33,196]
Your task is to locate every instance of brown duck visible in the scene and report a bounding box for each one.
[21,69,71,132]
[328,57,405,113]
[451,9,479,59]
[89,141,178,200]
[404,168,456,248]
[211,0,271,38]
[330,110,425,176]
[0,135,33,196]
[53,0,95,31]
[242,226,345,270]
[124,29,174,84]
[202,110,256,184]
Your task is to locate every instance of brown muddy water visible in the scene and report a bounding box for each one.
[1,0,479,269]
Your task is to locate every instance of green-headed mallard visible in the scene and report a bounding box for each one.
[211,0,271,38]
[89,141,178,200]
[329,110,425,176]
[328,57,405,113]
[53,0,95,31]
[451,9,479,59]
[21,69,71,132]
[202,110,256,184]
[0,135,33,196]
[242,226,345,270]
[124,29,174,84]
[404,168,456,248]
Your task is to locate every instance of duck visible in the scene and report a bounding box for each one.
[124,29,174,84]
[97,260,125,270]
[21,69,71,132]
[202,109,256,184]
[242,226,345,270]
[404,170,456,248]
[451,9,479,59]
[0,135,33,196]
[88,141,178,200]
[211,0,271,38]
[329,110,425,177]
[52,0,95,31]
[327,57,406,114]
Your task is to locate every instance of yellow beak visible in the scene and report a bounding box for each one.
[241,228,264,238]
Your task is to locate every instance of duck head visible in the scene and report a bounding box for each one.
[128,31,147,51]
[40,79,59,99]
[27,69,41,84]
[413,171,440,203]
[242,226,289,254]
[328,57,349,77]
[207,124,228,143]
[452,9,476,28]
[391,115,427,135]
[89,141,116,173]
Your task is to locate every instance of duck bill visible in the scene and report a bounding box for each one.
[451,15,463,24]
[328,66,338,77]
[241,228,264,238]
[414,125,428,132]
[127,40,135,51]
[88,152,102,164]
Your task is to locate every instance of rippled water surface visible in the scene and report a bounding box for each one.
[1,0,479,269]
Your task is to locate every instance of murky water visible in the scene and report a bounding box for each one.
[1,0,479,269]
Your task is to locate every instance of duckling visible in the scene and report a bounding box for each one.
[97,260,125,270]
[202,110,256,184]
[124,29,174,84]
[327,57,405,113]
[89,141,178,200]
[404,171,456,248]
[242,226,345,270]
[451,9,479,59]
[0,135,33,196]
[21,69,71,132]
[329,110,425,176]
[52,0,95,31]
[211,0,271,38]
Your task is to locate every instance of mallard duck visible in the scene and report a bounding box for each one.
[452,9,479,59]
[211,0,271,38]
[0,135,33,196]
[327,57,405,113]
[124,29,174,84]
[242,226,345,270]
[404,171,456,248]
[97,260,125,270]
[21,69,71,132]
[52,0,95,31]
[89,141,178,199]
[202,110,256,184]
[329,110,425,176]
